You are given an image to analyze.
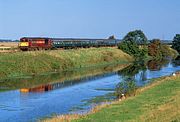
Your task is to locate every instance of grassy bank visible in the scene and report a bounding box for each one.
[44,73,180,122]
[0,47,133,79]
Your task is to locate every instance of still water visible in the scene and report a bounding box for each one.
[0,58,180,122]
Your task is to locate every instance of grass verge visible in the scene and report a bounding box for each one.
[0,47,133,79]
[43,72,180,122]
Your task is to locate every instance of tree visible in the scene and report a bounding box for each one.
[108,35,116,39]
[118,40,140,56]
[172,34,180,53]
[148,39,162,58]
[118,30,148,57]
[123,30,148,45]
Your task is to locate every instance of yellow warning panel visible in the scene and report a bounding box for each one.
[19,42,29,46]
[20,88,29,93]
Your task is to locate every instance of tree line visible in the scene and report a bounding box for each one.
[118,30,180,59]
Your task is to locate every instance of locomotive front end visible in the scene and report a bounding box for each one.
[19,38,29,51]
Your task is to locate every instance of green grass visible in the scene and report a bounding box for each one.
[0,47,133,79]
[73,75,180,122]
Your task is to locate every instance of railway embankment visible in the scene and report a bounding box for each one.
[0,47,133,79]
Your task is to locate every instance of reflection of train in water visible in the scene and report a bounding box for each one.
[20,81,73,93]
[20,72,117,93]
[20,85,53,92]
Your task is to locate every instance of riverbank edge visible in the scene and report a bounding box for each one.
[0,63,131,92]
[42,72,180,122]
[0,47,133,80]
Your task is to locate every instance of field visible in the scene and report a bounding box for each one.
[43,73,180,122]
[0,42,18,47]
[0,42,19,53]
[0,47,133,79]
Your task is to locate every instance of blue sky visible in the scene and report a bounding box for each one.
[0,0,180,40]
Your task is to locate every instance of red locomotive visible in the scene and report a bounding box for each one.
[19,37,52,51]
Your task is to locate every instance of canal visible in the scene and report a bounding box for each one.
[0,58,180,122]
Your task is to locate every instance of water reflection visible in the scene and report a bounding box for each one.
[118,61,147,80]
[0,64,129,92]
[19,58,179,96]
[147,59,169,71]
[172,56,180,66]
[115,62,145,98]
[115,58,177,98]
[20,85,53,93]
[0,59,180,122]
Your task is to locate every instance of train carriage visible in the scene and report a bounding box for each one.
[52,38,90,49]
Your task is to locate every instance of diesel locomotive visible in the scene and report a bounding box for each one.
[19,37,52,51]
[19,37,120,51]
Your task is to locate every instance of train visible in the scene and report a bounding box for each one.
[19,37,121,51]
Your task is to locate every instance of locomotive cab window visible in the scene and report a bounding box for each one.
[45,39,49,45]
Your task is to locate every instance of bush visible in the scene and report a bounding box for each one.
[148,39,178,59]
[115,80,137,98]
[148,39,162,58]
[172,34,180,53]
